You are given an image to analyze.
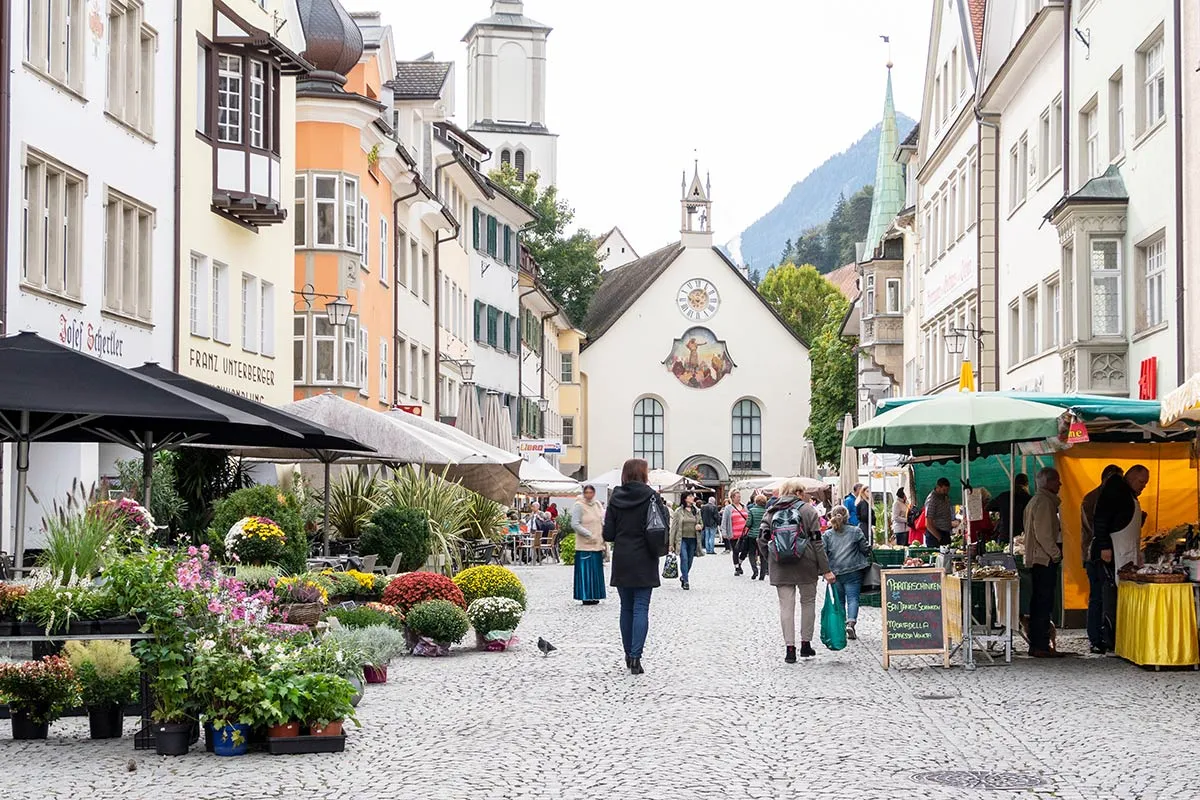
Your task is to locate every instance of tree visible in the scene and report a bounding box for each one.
[756,263,856,465]
[489,164,602,325]
[780,238,793,265]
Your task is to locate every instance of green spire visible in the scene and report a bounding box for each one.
[862,66,904,258]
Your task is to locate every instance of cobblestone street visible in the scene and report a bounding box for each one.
[1,556,1197,799]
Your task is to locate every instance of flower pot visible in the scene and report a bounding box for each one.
[98,617,142,635]
[203,721,215,752]
[11,710,49,740]
[0,620,14,637]
[266,733,347,754]
[17,622,43,637]
[308,720,343,737]
[281,602,323,626]
[154,722,192,756]
[213,723,251,757]
[267,722,300,739]
[348,676,364,707]
[67,620,96,636]
[87,704,124,739]
[363,664,388,684]
[402,625,418,651]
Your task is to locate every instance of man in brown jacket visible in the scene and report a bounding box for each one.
[1024,467,1064,658]
[1081,464,1123,653]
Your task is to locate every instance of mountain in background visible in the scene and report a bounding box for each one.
[728,113,916,272]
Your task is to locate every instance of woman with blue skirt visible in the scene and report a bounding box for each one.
[571,485,608,605]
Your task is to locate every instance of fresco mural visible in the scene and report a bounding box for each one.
[663,327,736,389]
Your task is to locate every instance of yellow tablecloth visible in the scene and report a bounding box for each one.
[1115,582,1199,667]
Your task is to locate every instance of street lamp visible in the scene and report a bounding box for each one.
[439,356,476,384]
[537,397,550,412]
[945,327,968,356]
[324,296,352,327]
[945,323,989,392]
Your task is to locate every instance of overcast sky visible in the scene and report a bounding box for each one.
[342,0,930,254]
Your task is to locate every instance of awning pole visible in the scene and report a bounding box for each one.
[322,460,332,557]
[141,431,154,509]
[1009,443,1017,557]
[963,447,976,671]
[13,411,30,574]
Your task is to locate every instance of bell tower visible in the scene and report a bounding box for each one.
[680,161,713,249]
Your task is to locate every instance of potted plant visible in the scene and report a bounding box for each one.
[0,583,28,636]
[381,571,467,614]
[88,497,155,554]
[259,671,304,739]
[466,596,524,651]
[136,638,193,756]
[0,656,78,739]
[323,604,405,632]
[191,635,267,757]
[327,624,408,683]
[63,640,139,739]
[20,583,87,636]
[404,599,470,656]
[224,515,288,566]
[274,575,329,626]
[297,672,358,737]
[452,564,528,608]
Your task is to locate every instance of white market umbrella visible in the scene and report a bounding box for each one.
[519,455,582,495]
[481,390,515,453]
[456,383,484,440]
[839,413,858,502]
[587,467,702,495]
[1161,372,1200,426]
[798,439,819,479]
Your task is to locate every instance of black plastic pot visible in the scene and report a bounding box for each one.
[0,620,14,636]
[266,733,346,755]
[31,640,64,659]
[67,620,96,636]
[97,617,142,634]
[153,722,191,756]
[17,622,43,636]
[11,711,49,740]
[87,705,124,739]
[203,721,214,752]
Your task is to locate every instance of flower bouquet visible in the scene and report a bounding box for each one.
[466,596,523,651]
[224,516,287,565]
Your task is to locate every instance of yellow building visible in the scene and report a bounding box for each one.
[557,327,587,479]
[176,0,307,404]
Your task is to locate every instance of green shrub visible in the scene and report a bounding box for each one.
[559,533,576,565]
[405,599,469,645]
[359,506,429,573]
[234,564,282,592]
[324,606,404,631]
[208,486,306,573]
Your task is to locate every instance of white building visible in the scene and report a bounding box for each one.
[4,0,178,551]
[463,1,558,186]
[595,227,640,272]
[580,166,812,488]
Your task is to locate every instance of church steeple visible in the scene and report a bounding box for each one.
[862,63,905,258]
[681,160,713,248]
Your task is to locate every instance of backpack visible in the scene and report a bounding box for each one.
[769,505,810,563]
[910,508,928,538]
[906,503,922,529]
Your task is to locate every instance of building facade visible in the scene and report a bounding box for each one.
[178,0,307,405]
[595,227,639,272]
[580,168,812,486]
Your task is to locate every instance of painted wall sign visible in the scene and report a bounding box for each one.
[663,327,735,389]
[59,314,125,359]
[922,253,976,321]
[188,349,276,388]
[518,440,562,455]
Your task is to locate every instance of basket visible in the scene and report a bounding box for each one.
[281,602,323,626]
[1120,571,1188,584]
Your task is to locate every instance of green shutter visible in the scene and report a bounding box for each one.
[473,300,482,342]
[472,208,480,250]
[503,226,512,264]
[487,216,497,257]
[503,313,513,351]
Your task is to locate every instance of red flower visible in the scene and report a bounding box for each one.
[381,572,466,613]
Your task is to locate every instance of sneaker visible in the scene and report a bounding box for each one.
[681,580,690,590]
[799,642,816,658]
[1089,646,1107,655]
[734,567,743,576]
[785,646,797,663]
[846,621,857,640]
[751,570,759,580]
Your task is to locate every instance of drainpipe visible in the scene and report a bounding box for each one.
[171,0,183,370]
[392,180,422,405]
[0,0,11,337]
[1063,0,1072,195]
[1173,0,1185,384]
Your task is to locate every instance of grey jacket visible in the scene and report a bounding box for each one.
[762,496,830,586]
[823,523,872,575]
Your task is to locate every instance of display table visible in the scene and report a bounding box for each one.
[1115,582,1200,668]
[945,574,1018,665]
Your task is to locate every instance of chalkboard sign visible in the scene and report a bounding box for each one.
[880,568,949,669]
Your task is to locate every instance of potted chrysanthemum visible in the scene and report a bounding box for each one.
[466,597,524,651]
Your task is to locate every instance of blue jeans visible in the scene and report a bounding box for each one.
[702,527,717,553]
[617,587,653,658]
[679,537,697,582]
[836,570,864,622]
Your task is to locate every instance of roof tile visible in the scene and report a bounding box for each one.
[387,61,452,99]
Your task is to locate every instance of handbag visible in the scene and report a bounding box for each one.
[645,497,668,556]
[820,583,847,651]
[661,552,679,579]
[862,563,882,592]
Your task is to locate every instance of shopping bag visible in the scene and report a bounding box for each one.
[820,583,847,651]
[661,553,679,579]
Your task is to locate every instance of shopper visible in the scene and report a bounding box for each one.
[742,493,768,580]
[570,485,608,606]
[1092,465,1151,578]
[762,478,836,662]
[1024,467,1064,659]
[923,478,955,547]
[602,458,669,675]
[842,484,861,527]
[668,492,703,590]
[700,496,721,554]
[722,490,751,576]
[855,485,874,542]
[823,505,871,640]
[987,473,1032,543]
[891,488,911,546]
[1081,464,1123,654]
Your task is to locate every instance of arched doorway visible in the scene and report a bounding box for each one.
[676,455,729,502]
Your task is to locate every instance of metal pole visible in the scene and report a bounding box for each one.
[141,431,154,509]
[322,460,332,557]
[964,447,976,670]
[1009,443,1017,557]
[13,411,29,573]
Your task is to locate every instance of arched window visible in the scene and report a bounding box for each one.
[515,150,526,181]
[633,398,664,469]
[732,400,762,471]
[500,149,511,167]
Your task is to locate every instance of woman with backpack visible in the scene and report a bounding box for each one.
[668,492,703,590]
[603,458,670,675]
[722,490,752,576]
[761,479,836,662]
[823,505,872,641]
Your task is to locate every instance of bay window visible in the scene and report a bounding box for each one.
[1090,239,1122,337]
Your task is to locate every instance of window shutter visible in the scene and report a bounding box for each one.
[472,208,480,250]
[503,226,511,264]
[473,300,482,342]
[503,313,513,351]
[487,216,497,257]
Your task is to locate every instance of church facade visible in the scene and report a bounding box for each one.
[580,168,813,487]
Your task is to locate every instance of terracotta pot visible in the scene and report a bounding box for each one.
[308,720,343,737]
[363,664,388,684]
[267,722,300,738]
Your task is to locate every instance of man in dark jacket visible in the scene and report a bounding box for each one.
[1081,465,1123,654]
[987,473,1031,543]
[1091,465,1150,566]
[700,497,721,554]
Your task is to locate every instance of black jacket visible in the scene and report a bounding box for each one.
[700,503,721,529]
[1091,475,1138,560]
[987,488,1031,538]
[603,482,667,589]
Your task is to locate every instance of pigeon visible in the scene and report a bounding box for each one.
[537,637,557,656]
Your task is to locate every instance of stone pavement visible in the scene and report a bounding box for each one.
[0,553,1196,799]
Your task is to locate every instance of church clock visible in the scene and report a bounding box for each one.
[676,279,720,322]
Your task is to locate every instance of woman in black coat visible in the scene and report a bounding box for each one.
[603,458,668,675]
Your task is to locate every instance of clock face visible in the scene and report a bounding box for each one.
[676,279,720,322]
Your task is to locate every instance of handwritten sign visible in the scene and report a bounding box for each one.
[881,568,949,669]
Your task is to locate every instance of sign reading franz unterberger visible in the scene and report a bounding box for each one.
[188,349,275,403]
